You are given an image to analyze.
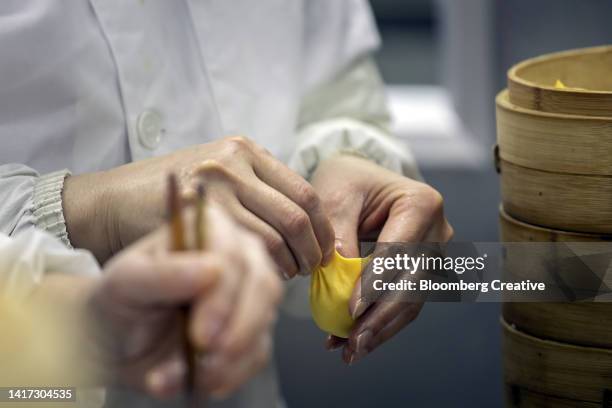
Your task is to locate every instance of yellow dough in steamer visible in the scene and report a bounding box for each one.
[310,250,366,338]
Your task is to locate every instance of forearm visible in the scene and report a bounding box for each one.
[63,171,114,263]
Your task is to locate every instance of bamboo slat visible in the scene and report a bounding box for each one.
[502,318,612,404]
[496,90,612,176]
[504,385,600,408]
[508,45,612,117]
[499,206,612,243]
[503,302,612,349]
[499,160,612,234]
[500,208,612,348]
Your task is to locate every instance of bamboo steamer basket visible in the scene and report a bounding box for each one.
[499,206,612,243]
[496,90,612,176]
[502,318,612,404]
[500,208,612,349]
[508,45,612,117]
[498,158,612,234]
[504,385,601,408]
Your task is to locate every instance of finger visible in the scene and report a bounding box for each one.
[347,301,423,357]
[367,307,422,352]
[425,218,454,243]
[189,257,242,351]
[325,334,346,351]
[210,191,298,279]
[327,202,361,258]
[348,278,364,318]
[253,154,335,264]
[217,236,282,358]
[376,198,434,244]
[344,306,421,366]
[237,179,322,275]
[199,332,271,398]
[103,252,221,305]
[347,193,439,319]
[145,351,187,399]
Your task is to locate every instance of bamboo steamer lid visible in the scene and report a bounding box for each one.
[499,159,612,234]
[500,208,612,348]
[502,318,612,404]
[508,45,612,117]
[496,90,612,176]
[504,385,600,408]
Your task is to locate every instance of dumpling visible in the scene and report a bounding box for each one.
[310,250,366,338]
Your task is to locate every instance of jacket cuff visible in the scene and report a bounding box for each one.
[288,118,422,181]
[32,170,72,248]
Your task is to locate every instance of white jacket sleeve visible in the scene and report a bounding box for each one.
[0,229,100,300]
[0,164,72,247]
[289,56,421,181]
[289,0,420,180]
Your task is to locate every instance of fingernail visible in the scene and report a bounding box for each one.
[352,300,368,319]
[325,337,342,351]
[321,249,334,266]
[347,353,357,366]
[355,329,373,356]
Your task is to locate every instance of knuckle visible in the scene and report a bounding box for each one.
[262,231,285,254]
[410,184,445,217]
[196,159,232,180]
[424,187,444,210]
[223,135,252,154]
[444,222,455,241]
[283,210,309,235]
[294,183,320,212]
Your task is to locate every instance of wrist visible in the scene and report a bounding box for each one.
[63,171,115,263]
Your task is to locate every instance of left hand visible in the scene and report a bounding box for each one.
[310,154,453,364]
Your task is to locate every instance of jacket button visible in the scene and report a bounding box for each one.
[137,110,164,149]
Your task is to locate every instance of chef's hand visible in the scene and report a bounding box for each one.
[63,136,335,277]
[310,154,453,364]
[85,204,283,399]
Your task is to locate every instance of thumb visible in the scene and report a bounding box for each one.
[328,208,361,259]
[327,206,362,319]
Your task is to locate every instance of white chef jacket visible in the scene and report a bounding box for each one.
[0,1,419,407]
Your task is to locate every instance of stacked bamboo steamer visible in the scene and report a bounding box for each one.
[496,45,612,407]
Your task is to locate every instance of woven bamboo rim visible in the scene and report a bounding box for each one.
[499,160,612,234]
[508,45,612,117]
[503,318,612,404]
[496,90,612,175]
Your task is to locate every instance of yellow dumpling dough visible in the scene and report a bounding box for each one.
[554,79,586,91]
[310,250,366,338]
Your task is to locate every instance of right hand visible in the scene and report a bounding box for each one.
[63,136,335,277]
